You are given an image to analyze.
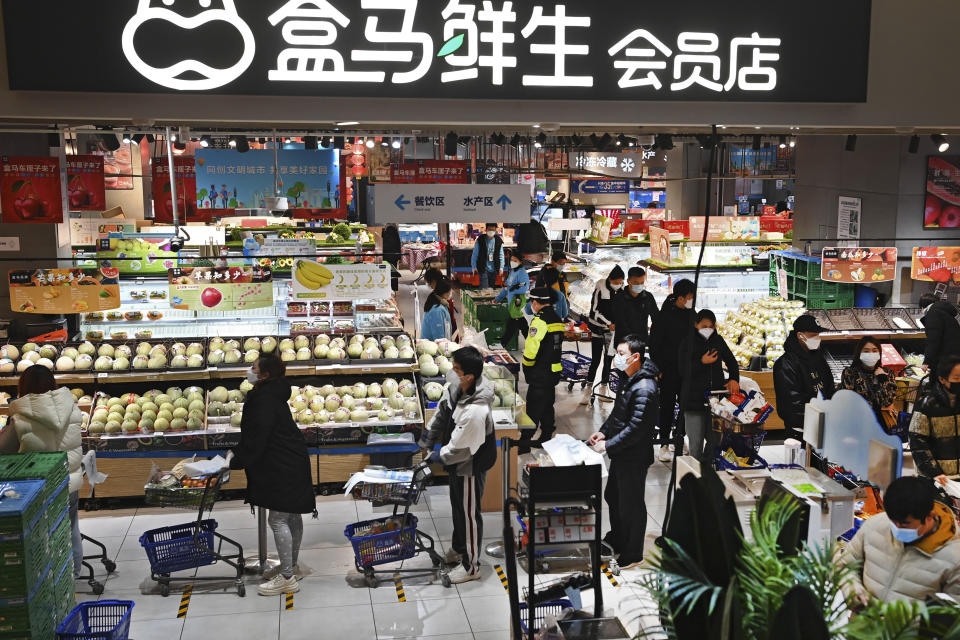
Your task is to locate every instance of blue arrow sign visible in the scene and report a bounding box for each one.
[395,195,411,211]
[496,194,512,210]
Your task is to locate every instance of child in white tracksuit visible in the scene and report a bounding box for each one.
[419,347,495,584]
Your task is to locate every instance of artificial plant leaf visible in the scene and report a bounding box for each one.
[769,586,830,640]
[437,33,465,57]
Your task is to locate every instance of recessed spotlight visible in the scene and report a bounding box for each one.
[788,138,796,148]
[932,134,950,153]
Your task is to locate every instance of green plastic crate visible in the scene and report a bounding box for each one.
[50,557,74,630]
[0,454,68,517]
[0,481,45,538]
[45,511,71,581]
[797,292,856,310]
[0,528,48,599]
[41,484,69,534]
[0,564,52,637]
[474,321,518,351]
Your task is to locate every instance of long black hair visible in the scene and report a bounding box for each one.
[424,278,451,312]
[853,335,882,371]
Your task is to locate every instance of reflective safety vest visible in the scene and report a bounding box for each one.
[522,306,564,386]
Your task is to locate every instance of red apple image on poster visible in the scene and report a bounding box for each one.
[200,287,222,308]
[1,156,64,223]
[66,156,106,211]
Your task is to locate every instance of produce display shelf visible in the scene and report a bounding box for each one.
[819,330,926,342]
[640,260,763,273]
[89,443,420,459]
[584,238,779,248]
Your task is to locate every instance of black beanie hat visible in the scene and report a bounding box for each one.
[608,265,625,280]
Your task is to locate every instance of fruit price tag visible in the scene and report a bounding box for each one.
[98,373,107,379]
[361,367,372,373]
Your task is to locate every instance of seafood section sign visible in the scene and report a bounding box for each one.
[821,247,897,284]
[292,261,391,301]
[8,268,121,314]
[0,156,63,223]
[168,266,274,311]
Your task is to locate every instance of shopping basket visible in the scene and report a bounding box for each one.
[56,600,134,640]
[144,473,225,510]
[518,598,572,633]
[139,519,219,575]
[351,481,422,506]
[561,351,591,382]
[345,515,419,568]
[714,428,767,470]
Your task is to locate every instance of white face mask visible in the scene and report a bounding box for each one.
[610,282,623,291]
[486,231,496,238]
[511,261,521,269]
[612,352,630,371]
[860,352,881,367]
[802,335,822,351]
[445,369,460,386]
[630,284,644,294]
[684,298,694,309]
[246,368,259,384]
[698,328,714,340]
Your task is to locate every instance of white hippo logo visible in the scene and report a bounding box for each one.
[122,0,255,91]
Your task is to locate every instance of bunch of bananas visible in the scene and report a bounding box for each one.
[295,260,334,290]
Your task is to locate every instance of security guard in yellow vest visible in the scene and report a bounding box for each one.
[520,287,565,452]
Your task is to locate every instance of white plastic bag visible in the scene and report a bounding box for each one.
[460,326,491,353]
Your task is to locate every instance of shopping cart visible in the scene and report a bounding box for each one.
[79,534,117,595]
[561,350,592,391]
[709,391,769,470]
[345,461,446,588]
[138,467,245,597]
[589,368,622,406]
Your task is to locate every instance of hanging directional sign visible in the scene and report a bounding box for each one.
[370,184,530,223]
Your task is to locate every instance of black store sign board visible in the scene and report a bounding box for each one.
[2,0,870,102]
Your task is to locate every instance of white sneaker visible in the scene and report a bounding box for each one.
[262,564,303,580]
[446,565,481,584]
[258,574,299,596]
[443,548,462,565]
[658,446,673,463]
[598,385,613,403]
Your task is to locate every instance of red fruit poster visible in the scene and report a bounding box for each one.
[0,156,63,223]
[822,247,897,283]
[392,160,469,184]
[66,155,106,211]
[168,266,273,311]
[925,157,960,229]
[152,156,198,223]
[911,246,960,283]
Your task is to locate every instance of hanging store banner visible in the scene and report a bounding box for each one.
[569,152,649,179]
[391,161,470,184]
[571,179,630,194]
[3,1,871,103]
[292,261,392,301]
[66,155,106,211]
[0,156,63,223]
[152,156,200,223]
[370,184,530,223]
[822,247,897,283]
[168,266,274,311]
[8,268,121,314]
[366,144,392,184]
[924,156,960,229]
[911,247,960,283]
[688,216,761,242]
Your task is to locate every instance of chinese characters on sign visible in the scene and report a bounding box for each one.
[911,247,960,284]
[291,262,392,301]
[169,266,274,311]
[66,156,106,211]
[0,156,64,224]
[822,248,897,284]
[372,184,529,223]
[8,268,120,314]
[152,156,199,223]
[391,161,469,184]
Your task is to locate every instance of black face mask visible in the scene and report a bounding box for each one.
[949,382,960,395]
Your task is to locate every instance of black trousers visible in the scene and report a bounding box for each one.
[501,316,528,351]
[657,373,682,446]
[449,470,486,573]
[522,382,556,444]
[604,459,649,564]
[587,334,612,387]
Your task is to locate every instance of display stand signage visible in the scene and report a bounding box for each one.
[688,216,760,242]
[4,1,871,103]
[837,196,862,241]
[65,155,106,211]
[8,268,120,314]
[292,262,391,301]
[0,156,63,223]
[590,213,615,243]
[760,217,794,234]
[371,184,529,223]
[168,266,273,311]
[822,247,897,283]
[649,226,672,264]
[911,247,960,283]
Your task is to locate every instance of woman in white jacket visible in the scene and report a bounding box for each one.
[0,365,84,577]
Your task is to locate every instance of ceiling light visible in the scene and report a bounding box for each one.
[534,141,542,149]
[365,139,375,149]
[199,135,212,148]
[333,136,345,150]
[304,135,318,150]
[335,121,359,127]
[173,141,186,152]
[391,138,402,149]
[932,134,950,153]
[778,135,787,149]
[536,132,546,146]
[228,137,237,148]
[510,133,522,147]
[236,136,250,153]
[132,133,146,145]
[654,134,674,151]
[121,131,132,144]
[532,124,541,129]
[571,133,582,146]
[908,135,920,154]
[845,135,857,152]
[101,132,121,151]
[788,138,796,148]
[752,135,761,151]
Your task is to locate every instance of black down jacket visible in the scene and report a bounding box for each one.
[678,330,740,411]
[923,301,960,373]
[599,359,660,465]
[772,331,836,429]
[230,378,316,514]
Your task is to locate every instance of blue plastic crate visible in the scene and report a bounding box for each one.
[56,601,134,640]
[138,520,218,575]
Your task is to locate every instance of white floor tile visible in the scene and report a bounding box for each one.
[281,602,376,639]
[181,609,279,640]
[282,574,371,609]
[105,589,181,621]
[460,593,511,633]
[126,617,184,640]
[77,514,134,539]
[373,597,471,639]
[102,559,161,592]
[297,546,364,576]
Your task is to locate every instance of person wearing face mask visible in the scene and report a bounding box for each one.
[837,476,960,605]
[909,355,960,485]
[519,287,565,453]
[496,254,530,349]
[421,278,453,341]
[526,267,568,320]
[418,347,496,583]
[228,355,316,596]
[587,334,660,568]
[919,293,960,375]
[772,314,835,441]
[471,223,505,289]
[649,279,697,462]
[580,265,627,404]
[839,336,898,427]
[535,252,571,297]
[678,309,740,464]
[425,268,458,338]
[611,266,659,355]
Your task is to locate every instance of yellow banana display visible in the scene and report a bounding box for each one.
[295,260,334,290]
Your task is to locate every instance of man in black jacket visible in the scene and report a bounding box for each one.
[589,334,660,568]
[611,266,660,347]
[920,294,960,374]
[535,251,570,296]
[649,279,697,462]
[773,314,836,441]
